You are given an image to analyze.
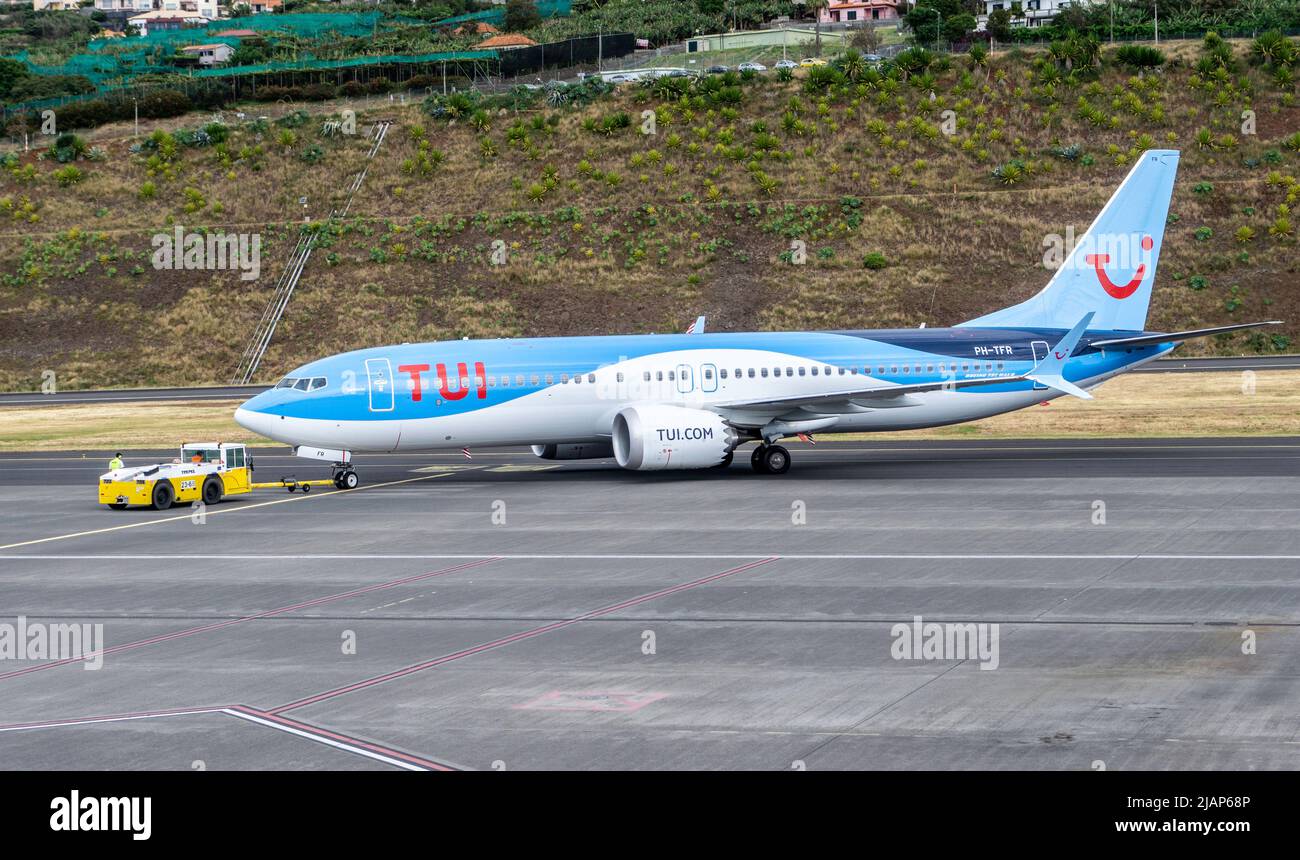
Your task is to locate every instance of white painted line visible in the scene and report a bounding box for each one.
[0,472,451,551]
[0,707,225,733]
[223,710,427,771]
[3,553,1300,561]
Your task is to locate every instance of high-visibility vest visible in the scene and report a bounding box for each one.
[109,457,124,470]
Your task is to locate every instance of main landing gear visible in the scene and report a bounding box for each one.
[331,464,360,490]
[750,443,791,475]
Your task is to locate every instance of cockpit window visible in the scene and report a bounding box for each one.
[308,377,327,391]
[293,378,312,391]
[276,377,297,389]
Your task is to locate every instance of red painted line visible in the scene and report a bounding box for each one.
[229,706,456,771]
[0,557,501,682]
[271,557,781,714]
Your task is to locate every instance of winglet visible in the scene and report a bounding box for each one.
[1027,312,1095,400]
[686,315,706,335]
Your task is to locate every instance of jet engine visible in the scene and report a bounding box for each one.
[531,442,615,460]
[611,405,737,471]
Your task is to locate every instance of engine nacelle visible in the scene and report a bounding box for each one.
[531,442,615,460]
[612,405,736,471]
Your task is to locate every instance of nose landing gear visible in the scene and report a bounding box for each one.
[750,443,791,475]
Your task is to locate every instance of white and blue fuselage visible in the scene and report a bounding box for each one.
[233,151,1278,476]
[234,328,1171,463]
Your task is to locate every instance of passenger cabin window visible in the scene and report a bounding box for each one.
[588,374,596,383]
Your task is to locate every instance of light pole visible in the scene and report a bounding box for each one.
[133,96,138,139]
[1153,1,1159,44]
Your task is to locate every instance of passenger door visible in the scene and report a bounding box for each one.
[365,358,395,412]
[1030,341,1049,390]
[700,363,718,393]
[676,363,694,395]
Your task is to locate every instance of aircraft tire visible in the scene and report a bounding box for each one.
[750,445,769,473]
[762,445,791,475]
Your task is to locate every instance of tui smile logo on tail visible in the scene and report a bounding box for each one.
[1086,235,1153,299]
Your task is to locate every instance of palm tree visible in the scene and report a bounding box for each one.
[802,0,830,57]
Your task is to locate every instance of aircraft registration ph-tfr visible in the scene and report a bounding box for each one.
[236,150,1281,485]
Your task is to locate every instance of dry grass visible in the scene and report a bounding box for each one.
[1,371,1295,452]
[0,400,262,451]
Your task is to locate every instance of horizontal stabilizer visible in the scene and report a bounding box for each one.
[1089,320,1283,349]
[1029,373,1093,400]
[1026,312,1094,399]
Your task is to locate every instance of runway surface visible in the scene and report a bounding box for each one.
[3,355,1296,406]
[0,438,1297,770]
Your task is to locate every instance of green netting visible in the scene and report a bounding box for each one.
[185,48,498,78]
[435,0,571,28]
[13,13,421,83]
[4,5,572,112]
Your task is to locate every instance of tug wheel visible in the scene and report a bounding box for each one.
[201,476,224,505]
[151,481,175,510]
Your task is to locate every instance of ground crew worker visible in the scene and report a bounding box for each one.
[109,452,124,471]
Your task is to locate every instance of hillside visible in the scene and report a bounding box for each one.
[2,37,1297,390]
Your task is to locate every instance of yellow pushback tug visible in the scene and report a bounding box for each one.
[99,443,333,510]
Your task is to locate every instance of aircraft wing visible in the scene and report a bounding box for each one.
[712,313,1097,414]
[1088,320,1283,349]
[710,372,1029,413]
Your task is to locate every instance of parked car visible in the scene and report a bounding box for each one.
[863,53,883,65]
[705,65,730,74]
[774,59,798,70]
[738,61,767,72]
[799,57,828,67]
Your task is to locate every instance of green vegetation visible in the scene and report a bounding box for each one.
[1,32,1298,390]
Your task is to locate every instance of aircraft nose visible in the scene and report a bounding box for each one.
[235,392,279,439]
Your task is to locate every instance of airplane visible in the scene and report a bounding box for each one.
[235,150,1281,485]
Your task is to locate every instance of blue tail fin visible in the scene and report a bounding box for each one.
[959,150,1180,332]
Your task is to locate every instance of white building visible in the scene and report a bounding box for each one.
[981,0,1091,29]
[102,0,220,20]
[33,0,84,10]
[94,0,156,13]
[180,42,233,65]
[127,9,209,36]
